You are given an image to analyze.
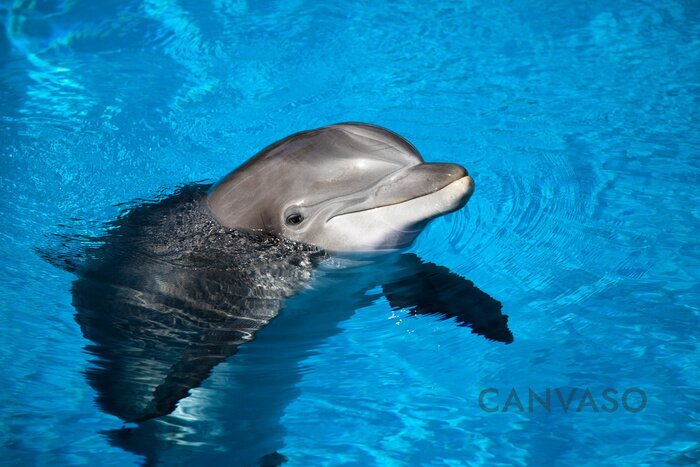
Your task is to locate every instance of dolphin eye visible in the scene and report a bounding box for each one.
[286,213,304,226]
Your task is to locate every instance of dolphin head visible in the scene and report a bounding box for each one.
[207,123,474,251]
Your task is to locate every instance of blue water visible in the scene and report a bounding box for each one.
[1,0,699,465]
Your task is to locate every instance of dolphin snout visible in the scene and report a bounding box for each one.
[403,162,470,196]
[328,162,473,221]
[422,162,468,186]
[422,163,474,212]
[368,162,472,206]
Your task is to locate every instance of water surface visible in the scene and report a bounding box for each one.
[1,0,699,465]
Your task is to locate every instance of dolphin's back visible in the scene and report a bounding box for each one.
[72,185,321,422]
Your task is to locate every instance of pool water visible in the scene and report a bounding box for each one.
[1,0,699,465]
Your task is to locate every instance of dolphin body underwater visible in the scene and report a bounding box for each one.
[48,123,512,463]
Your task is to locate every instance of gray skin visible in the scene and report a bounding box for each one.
[208,123,474,251]
[46,123,509,465]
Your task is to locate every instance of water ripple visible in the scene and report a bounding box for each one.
[1,0,699,465]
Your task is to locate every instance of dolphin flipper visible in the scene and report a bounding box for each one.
[381,254,513,344]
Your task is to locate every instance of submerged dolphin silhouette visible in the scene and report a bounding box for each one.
[46,123,512,460]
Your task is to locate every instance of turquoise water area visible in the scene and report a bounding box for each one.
[1,0,699,465]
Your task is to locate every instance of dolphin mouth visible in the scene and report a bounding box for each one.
[328,163,473,222]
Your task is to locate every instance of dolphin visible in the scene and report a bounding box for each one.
[45,122,511,464]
